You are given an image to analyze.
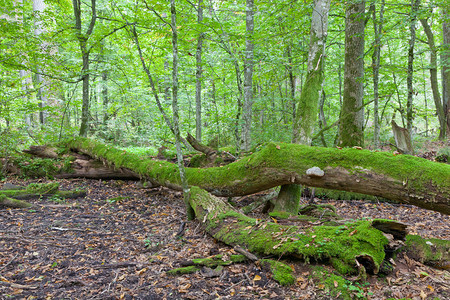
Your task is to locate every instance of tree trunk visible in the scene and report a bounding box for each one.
[67,138,450,215]
[339,0,366,147]
[171,0,195,220]
[72,0,97,137]
[33,0,48,125]
[241,0,254,152]
[420,18,446,140]
[442,7,450,136]
[79,51,90,137]
[293,0,331,145]
[276,0,331,215]
[371,0,385,148]
[406,0,420,139]
[195,0,204,142]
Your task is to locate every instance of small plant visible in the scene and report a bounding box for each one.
[48,195,65,204]
[435,147,449,163]
[107,196,129,204]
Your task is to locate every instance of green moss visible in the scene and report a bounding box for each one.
[206,206,389,275]
[166,266,200,275]
[230,255,247,263]
[27,182,60,194]
[0,194,33,208]
[65,138,450,210]
[269,211,295,219]
[189,154,206,167]
[312,267,374,299]
[13,157,60,178]
[405,235,450,266]
[260,259,295,286]
[314,187,385,201]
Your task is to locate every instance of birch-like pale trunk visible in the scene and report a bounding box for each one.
[242,0,254,152]
[274,0,331,215]
[293,0,331,145]
[33,0,48,124]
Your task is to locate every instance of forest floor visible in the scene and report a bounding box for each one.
[0,176,449,300]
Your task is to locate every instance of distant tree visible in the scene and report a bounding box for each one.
[195,0,205,143]
[242,0,254,151]
[33,0,48,125]
[406,0,420,138]
[371,0,385,147]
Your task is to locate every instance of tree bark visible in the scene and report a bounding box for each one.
[170,0,195,220]
[33,0,48,125]
[195,0,204,142]
[339,0,365,147]
[293,0,331,145]
[277,0,331,215]
[419,18,446,140]
[371,0,385,148]
[442,7,450,136]
[67,138,450,215]
[406,0,420,139]
[242,0,254,152]
[73,0,97,137]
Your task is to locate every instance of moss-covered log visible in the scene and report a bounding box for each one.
[0,183,86,204]
[0,194,33,208]
[66,138,450,215]
[189,186,394,275]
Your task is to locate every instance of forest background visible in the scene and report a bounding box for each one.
[0,0,449,159]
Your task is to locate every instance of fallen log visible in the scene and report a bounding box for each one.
[66,138,450,215]
[0,183,86,208]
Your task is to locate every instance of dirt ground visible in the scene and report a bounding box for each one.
[0,177,449,299]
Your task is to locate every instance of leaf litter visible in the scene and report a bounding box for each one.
[0,178,448,299]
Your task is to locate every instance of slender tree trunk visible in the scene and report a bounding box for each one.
[339,0,366,147]
[79,51,90,137]
[102,71,108,126]
[195,0,204,142]
[242,0,254,151]
[73,0,96,137]
[406,0,420,139]
[171,0,195,220]
[442,7,450,136]
[286,44,296,124]
[420,18,446,140]
[33,0,48,125]
[371,0,385,148]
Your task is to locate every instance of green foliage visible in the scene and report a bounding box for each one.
[312,267,374,299]
[14,157,59,178]
[107,196,129,204]
[27,182,60,194]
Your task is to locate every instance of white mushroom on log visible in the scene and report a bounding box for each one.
[306,167,325,178]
